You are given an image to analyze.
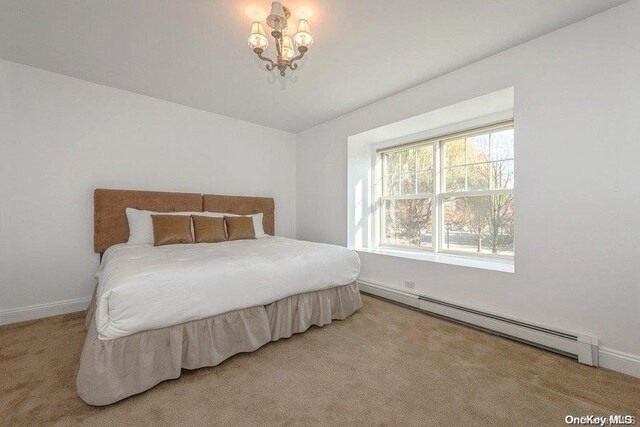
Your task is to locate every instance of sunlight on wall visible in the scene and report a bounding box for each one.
[354,178,363,247]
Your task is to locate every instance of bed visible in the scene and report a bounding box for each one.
[76,189,362,406]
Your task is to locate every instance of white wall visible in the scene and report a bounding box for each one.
[0,60,296,322]
[296,0,640,370]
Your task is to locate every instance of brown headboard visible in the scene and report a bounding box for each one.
[94,189,275,253]
[203,194,275,236]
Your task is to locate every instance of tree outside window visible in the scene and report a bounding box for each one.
[380,124,514,257]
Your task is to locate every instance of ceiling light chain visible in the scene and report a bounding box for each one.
[247,2,313,77]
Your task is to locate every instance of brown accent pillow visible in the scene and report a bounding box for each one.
[224,216,256,241]
[151,215,194,246]
[192,215,226,243]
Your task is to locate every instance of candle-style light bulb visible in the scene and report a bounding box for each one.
[248,21,269,50]
[294,19,313,48]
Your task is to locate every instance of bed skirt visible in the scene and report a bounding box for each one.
[76,282,362,406]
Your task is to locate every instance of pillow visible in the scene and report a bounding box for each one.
[126,208,191,244]
[126,208,221,244]
[151,215,194,246]
[224,216,256,241]
[192,215,226,243]
[126,208,267,244]
[204,212,266,237]
[248,213,266,237]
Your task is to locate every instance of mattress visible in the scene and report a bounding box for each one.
[96,236,361,340]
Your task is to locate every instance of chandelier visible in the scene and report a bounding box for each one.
[247,2,313,77]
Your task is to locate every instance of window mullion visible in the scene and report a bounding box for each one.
[382,194,432,201]
[433,141,441,253]
[440,189,513,198]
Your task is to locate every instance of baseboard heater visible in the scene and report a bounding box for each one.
[358,280,599,366]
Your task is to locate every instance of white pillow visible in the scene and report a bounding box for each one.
[125,208,267,244]
[252,213,266,237]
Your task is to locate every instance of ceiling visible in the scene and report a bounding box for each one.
[0,0,628,132]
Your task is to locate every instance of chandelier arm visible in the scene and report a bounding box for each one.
[253,48,277,71]
[287,47,307,70]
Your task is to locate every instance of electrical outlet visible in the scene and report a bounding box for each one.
[404,280,415,289]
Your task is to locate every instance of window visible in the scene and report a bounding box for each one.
[379,122,514,258]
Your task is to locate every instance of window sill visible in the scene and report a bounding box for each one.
[357,246,514,273]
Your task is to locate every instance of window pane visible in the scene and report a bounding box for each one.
[383,198,432,248]
[401,148,416,174]
[416,145,433,170]
[443,139,465,167]
[466,134,490,164]
[384,144,436,196]
[444,166,465,192]
[490,160,514,190]
[400,173,416,195]
[384,152,401,175]
[384,174,400,196]
[467,163,490,191]
[490,129,514,161]
[442,195,514,256]
[417,170,433,194]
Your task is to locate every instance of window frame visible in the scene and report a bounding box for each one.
[377,120,514,260]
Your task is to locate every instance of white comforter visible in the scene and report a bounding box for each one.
[96,237,360,340]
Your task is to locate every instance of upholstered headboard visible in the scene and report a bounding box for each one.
[94,189,275,253]
[203,194,275,236]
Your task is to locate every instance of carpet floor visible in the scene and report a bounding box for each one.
[1,294,639,426]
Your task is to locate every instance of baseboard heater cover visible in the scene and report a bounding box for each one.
[358,280,599,366]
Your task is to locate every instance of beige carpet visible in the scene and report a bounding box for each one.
[1,294,639,426]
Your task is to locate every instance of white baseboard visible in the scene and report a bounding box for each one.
[0,297,91,325]
[358,279,640,379]
[358,280,421,309]
[599,348,640,378]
